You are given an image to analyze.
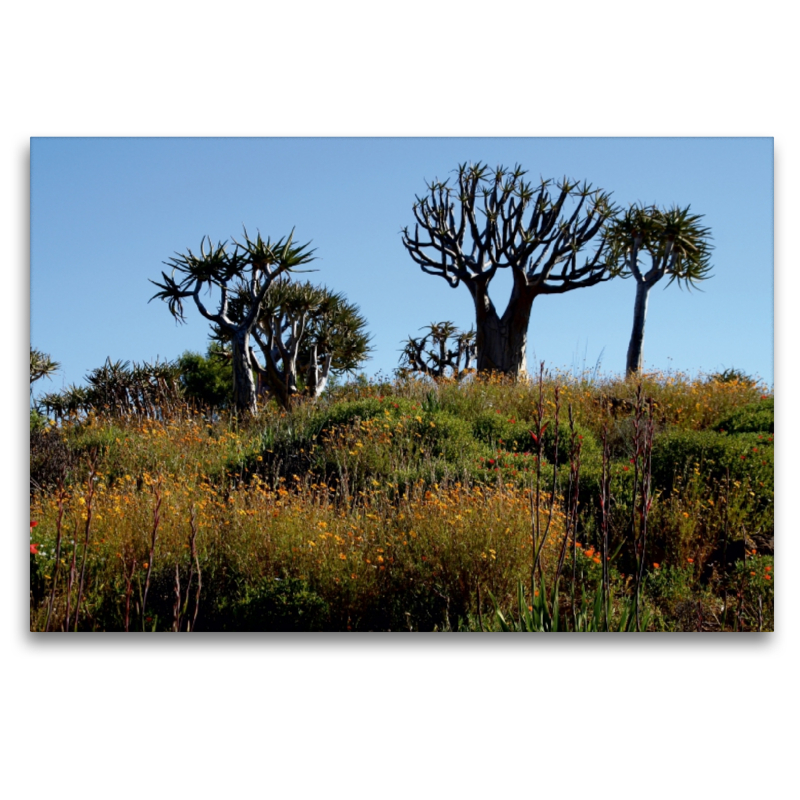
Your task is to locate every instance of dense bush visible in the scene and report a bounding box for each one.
[713,397,773,434]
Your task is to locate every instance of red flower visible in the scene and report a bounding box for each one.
[30,521,38,529]
[30,543,39,556]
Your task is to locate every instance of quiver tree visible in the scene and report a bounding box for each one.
[214,278,371,409]
[30,347,60,386]
[399,321,476,381]
[149,229,315,415]
[39,357,183,420]
[606,204,713,376]
[401,163,617,377]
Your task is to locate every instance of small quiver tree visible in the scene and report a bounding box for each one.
[149,229,315,415]
[30,347,60,387]
[606,204,713,376]
[398,321,476,381]
[215,278,371,409]
[401,163,617,377]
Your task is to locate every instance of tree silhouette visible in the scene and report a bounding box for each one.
[399,321,476,381]
[606,204,713,376]
[402,163,617,377]
[149,229,315,415]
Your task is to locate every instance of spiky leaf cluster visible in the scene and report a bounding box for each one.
[39,357,183,420]
[30,347,60,385]
[606,204,713,289]
[149,229,316,326]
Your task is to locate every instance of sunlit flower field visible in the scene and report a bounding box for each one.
[30,370,773,631]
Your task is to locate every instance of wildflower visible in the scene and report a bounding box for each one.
[653,562,660,569]
[30,543,39,555]
[687,558,694,564]
[338,553,347,560]
[750,571,756,577]
[30,521,38,529]
[765,565,771,572]
[765,574,771,581]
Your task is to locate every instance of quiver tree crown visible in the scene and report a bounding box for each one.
[401,163,618,376]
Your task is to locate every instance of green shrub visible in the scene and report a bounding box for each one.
[713,398,773,434]
[311,396,417,432]
[177,346,233,409]
[472,413,598,465]
[235,577,331,631]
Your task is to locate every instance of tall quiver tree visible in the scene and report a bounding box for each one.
[401,163,617,377]
[606,204,713,376]
[149,230,315,415]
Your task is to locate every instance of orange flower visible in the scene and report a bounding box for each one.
[750,571,756,577]
[765,574,771,581]
[765,565,771,572]
[653,562,660,569]
[687,558,694,564]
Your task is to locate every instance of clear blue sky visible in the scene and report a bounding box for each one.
[30,137,773,396]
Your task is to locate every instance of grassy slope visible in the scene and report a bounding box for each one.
[29,371,774,632]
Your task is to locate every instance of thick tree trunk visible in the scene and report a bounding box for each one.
[626,281,651,377]
[231,330,258,415]
[472,278,535,377]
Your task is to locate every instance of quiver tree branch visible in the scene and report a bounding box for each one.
[214,278,371,409]
[401,163,617,376]
[399,322,477,381]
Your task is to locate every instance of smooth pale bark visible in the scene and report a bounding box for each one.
[231,331,258,416]
[625,280,651,377]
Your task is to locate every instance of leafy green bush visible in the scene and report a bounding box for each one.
[30,408,47,434]
[650,429,773,490]
[235,577,331,631]
[472,413,598,465]
[310,396,417,432]
[177,345,233,409]
[713,398,773,434]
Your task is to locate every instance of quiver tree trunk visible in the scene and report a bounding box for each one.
[625,280,651,377]
[472,279,535,378]
[231,331,258,416]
